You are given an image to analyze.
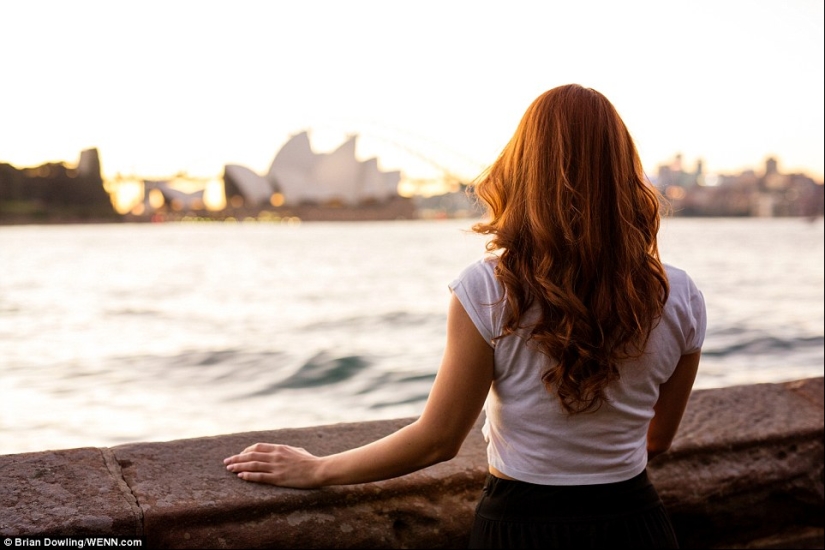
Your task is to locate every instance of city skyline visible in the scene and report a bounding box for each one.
[1,0,823,183]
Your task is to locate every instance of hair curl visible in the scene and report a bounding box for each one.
[472,84,669,413]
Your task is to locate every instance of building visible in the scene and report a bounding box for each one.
[224,132,402,208]
[0,148,117,222]
[654,154,823,217]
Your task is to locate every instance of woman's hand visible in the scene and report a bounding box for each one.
[224,443,323,488]
[223,294,494,489]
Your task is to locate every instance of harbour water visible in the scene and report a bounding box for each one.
[1,217,822,455]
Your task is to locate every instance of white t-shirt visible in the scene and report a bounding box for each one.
[449,257,707,485]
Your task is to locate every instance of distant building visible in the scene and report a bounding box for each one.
[0,148,117,222]
[143,180,205,212]
[413,184,484,219]
[224,132,402,208]
[654,153,823,217]
[656,153,703,192]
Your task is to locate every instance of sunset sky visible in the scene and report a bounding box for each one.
[1,0,823,187]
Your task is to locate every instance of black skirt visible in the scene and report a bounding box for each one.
[469,469,679,549]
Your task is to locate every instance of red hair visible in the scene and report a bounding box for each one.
[472,84,669,413]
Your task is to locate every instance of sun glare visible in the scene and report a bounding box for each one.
[106,177,144,214]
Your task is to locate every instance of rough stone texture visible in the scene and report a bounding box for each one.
[0,447,142,537]
[650,377,824,549]
[0,377,822,549]
[113,417,487,549]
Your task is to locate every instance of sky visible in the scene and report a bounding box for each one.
[1,0,823,188]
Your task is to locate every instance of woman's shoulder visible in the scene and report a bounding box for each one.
[663,263,707,320]
[459,254,498,279]
[663,262,687,278]
[663,263,702,294]
[662,263,707,353]
[451,256,503,296]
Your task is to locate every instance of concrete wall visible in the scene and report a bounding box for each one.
[1,377,822,549]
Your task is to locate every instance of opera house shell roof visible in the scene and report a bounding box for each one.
[224,132,401,207]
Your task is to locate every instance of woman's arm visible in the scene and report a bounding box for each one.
[647,351,701,460]
[223,293,495,488]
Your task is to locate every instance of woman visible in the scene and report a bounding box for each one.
[224,84,706,549]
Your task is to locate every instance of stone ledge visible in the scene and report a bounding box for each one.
[0,447,142,537]
[651,377,824,549]
[1,377,822,549]
[113,418,486,549]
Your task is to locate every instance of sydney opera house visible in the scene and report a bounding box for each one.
[224,132,404,210]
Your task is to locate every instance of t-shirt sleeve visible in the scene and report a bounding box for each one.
[448,259,503,348]
[682,272,707,354]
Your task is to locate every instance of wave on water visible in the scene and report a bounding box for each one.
[105,307,166,318]
[300,311,440,332]
[368,391,433,409]
[702,334,824,357]
[244,352,372,395]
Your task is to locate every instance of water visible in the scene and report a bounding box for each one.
[1,217,822,455]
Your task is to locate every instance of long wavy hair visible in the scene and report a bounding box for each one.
[472,84,669,413]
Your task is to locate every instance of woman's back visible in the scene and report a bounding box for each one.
[451,259,706,485]
[471,84,671,417]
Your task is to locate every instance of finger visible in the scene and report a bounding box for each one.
[224,454,250,465]
[243,442,277,453]
[225,451,277,465]
[227,460,277,473]
[224,444,279,464]
[237,471,278,484]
